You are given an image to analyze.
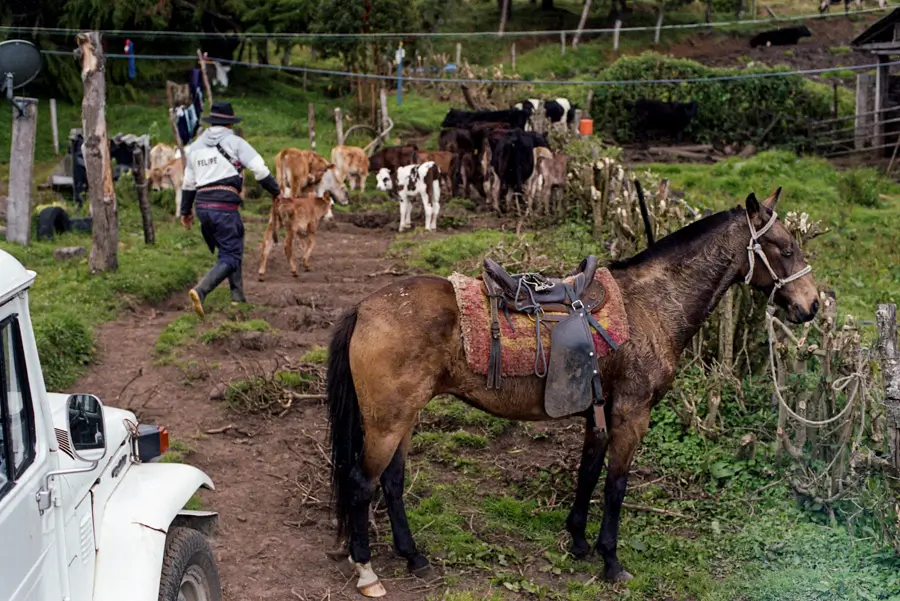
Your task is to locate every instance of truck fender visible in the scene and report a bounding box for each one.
[92,463,216,601]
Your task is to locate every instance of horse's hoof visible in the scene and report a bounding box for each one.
[358,580,387,598]
[570,543,591,560]
[605,569,634,582]
[257,275,265,282]
[411,564,439,583]
[291,271,298,277]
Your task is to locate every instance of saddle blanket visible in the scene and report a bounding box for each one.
[449,267,630,378]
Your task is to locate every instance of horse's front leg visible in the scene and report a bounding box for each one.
[596,407,651,581]
[565,411,609,559]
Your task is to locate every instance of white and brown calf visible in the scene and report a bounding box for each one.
[375,162,441,232]
[258,192,336,280]
[526,147,568,215]
[330,145,370,193]
[149,143,177,174]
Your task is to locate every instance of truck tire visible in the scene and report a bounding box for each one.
[157,527,222,601]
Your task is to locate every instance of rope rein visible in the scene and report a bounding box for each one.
[746,209,862,429]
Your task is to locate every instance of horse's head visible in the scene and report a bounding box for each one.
[316,164,349,206]
[743,187,819,323]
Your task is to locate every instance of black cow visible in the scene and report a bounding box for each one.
[438,128,475,156]
[629,99,700,146]
[487,129,549,213]
[441,108,530,131]
[749,25,812,48]
[369,145,419,173]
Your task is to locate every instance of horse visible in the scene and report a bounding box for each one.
[324,187,819,597]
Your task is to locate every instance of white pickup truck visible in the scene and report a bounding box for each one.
[0,248,222,601]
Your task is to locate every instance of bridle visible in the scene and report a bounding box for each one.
[744,209,812,302]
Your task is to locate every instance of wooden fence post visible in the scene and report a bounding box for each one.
[132,146,155,245]
[197,49,214,112]
[335,107,344,146]
[456,43,462,67]
[561,32,567,56]
[50,98,59,155]
[511,43,516,71]
[877,303,900,470]
[77,31,118,273]
[654,7,664,44]
[7,98,38,245]
[308,103,316,152]
[613,20,622,53]
[573,108,583,134]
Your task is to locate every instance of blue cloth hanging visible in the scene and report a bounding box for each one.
[189,68,204,118]
[125,39,136,79]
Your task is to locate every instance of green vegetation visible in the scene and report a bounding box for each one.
[199,319,272,344]
[299,345,328,364]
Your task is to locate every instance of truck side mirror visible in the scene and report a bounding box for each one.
[66,393,107,463]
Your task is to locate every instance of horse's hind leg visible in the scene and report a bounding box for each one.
[565,411,610,559]
[380,433,436,580]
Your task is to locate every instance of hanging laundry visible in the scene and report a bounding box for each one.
[189,67,204,117]
[184,104,199,139]
[176,107,192,145]
[124,39,136,79]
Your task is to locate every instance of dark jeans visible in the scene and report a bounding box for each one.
[198,208,245,271]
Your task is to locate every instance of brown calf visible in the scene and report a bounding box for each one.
[368,145,418,173]
[274,148,330,197]
[331,145,370,193]
[149,157,185,215]
[258,192,334,280]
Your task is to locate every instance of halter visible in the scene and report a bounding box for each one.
[744,209,812,301]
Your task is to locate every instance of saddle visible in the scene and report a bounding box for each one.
[480,256,620,438]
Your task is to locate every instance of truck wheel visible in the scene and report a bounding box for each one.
[158,527,222,601]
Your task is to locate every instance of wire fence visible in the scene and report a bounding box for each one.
[1,4,894,41]
[36,49,900,86]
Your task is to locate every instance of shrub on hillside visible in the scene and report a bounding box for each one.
[838,168,886,208]
[591,53,844,148]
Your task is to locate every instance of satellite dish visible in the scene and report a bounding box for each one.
[0,39,42,115]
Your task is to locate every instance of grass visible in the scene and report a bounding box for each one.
[198,319,272,344]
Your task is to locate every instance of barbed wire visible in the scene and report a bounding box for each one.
[2,4,894,41]
[38,48,900,86]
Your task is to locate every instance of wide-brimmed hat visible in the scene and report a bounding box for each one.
[201,101,243,125]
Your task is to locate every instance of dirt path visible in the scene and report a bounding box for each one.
[70,214,438,601]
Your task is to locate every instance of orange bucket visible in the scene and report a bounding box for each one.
[579,118,594,135]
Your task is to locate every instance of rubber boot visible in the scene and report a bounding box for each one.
[189,261,233,319]
[228,265,247,305]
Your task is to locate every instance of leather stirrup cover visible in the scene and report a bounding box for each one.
[544,312,597,418]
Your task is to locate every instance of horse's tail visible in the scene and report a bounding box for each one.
[326,307,362,541]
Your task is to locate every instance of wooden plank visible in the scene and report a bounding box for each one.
[877,304,900,470]
[335,107,344,146]
[855,74,875,150]
[875,55,890,153]
[197,49,214,112]
[77,31,119,273]
[7,98,38,245]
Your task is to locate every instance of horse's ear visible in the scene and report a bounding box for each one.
[745,192,761,216]
[762,186,782,210]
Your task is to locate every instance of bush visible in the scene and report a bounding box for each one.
[592,53,844,148]
[838,168,886,208]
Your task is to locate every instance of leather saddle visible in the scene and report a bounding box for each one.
[480,255,619,437]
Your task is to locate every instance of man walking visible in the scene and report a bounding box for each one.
[180,101,281,318]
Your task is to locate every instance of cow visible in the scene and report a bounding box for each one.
[458,152,484,200]
[258,192,336,279]
[441,108,530,131]
[274,148,330,197]
[544,98,577,132]
[526,147,569,216]
[749,25,812,48]
[368,145,419,173]
[413,150,457,197]
[438,128,475,156]
[149,157,185,215]
[330,145,370,193]
[150,143,177,174]
[629,98,700,146]
[375,162,442,232]
[514,98,543,131]
[486,129,548,214]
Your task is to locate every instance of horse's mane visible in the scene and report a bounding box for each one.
[608,206,744,269]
